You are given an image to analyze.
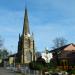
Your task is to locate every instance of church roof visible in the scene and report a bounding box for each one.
[8,53,17,57]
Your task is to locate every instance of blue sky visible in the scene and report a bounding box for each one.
[0,0,75,53]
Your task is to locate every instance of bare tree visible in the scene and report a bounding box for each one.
[0,36,3,49]
[0,36,9,59]
[52,37,67,49]
[0,36,3,59]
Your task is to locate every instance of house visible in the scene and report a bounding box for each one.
[41,48,53,63]
[50,43,75,70]
[8,54,17,66]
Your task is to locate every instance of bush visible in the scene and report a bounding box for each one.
[29,56,47,70]
[29,61,47,70]
[67,69,75,74]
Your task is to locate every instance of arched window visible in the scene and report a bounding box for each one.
[26,51,32,62]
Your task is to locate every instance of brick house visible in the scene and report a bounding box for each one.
[50,43,75,70]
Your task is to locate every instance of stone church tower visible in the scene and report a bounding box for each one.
[17,8,35,64]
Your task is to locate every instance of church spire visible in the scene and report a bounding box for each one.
[23,8,30,35]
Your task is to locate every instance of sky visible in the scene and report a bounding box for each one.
[0,0,75,53]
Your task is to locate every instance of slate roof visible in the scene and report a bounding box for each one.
[8,53,17,57]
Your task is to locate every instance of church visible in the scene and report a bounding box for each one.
[17,8,35,64]
[2,8,36,67]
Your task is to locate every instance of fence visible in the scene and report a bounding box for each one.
[21,66,41,75]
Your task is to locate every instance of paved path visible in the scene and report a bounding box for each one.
[0,67,21,75]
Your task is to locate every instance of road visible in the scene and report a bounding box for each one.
[0,67,21,75]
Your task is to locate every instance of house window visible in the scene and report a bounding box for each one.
[61,59,68,66]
